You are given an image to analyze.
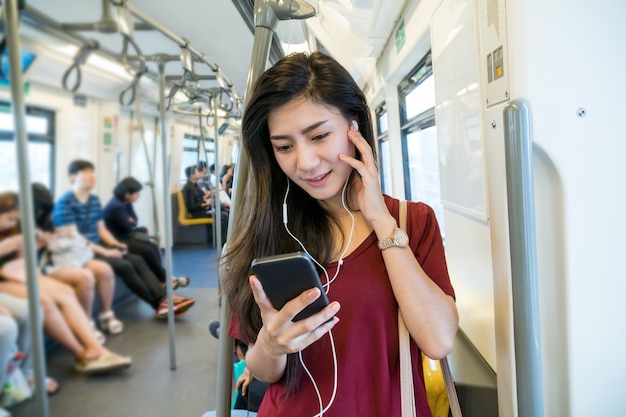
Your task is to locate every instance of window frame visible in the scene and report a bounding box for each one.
[375,102,391,194]
[398,52,435,200]
[0,101,56,194]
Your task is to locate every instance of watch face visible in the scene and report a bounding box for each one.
[396,229,409,247]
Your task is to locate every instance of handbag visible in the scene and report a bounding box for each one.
[45,232,94,272]
[130,230,150,242]
[398,200,462,417]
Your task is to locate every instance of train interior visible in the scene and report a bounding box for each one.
[0,0,624,416]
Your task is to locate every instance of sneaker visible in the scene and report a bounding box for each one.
[74,352,131,375]
[172,276,191,289]
[208,320,220,339]
[155,297,196,319]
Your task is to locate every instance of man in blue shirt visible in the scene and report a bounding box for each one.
[53,160,195,319]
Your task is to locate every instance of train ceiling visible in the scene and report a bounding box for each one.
[15,0,406,102]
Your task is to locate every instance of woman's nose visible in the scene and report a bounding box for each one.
[295,144,318,172]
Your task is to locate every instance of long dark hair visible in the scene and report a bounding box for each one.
[223,52,375,395]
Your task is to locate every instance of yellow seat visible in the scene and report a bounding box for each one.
[176,191,213,226]
[423,354,450,417]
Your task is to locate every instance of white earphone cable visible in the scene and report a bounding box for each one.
[282,174,354,416]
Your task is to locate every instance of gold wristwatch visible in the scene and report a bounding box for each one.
[377,228,409,250]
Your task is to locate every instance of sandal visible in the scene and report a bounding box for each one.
[74,352,132,375]
[90,321,106,345]
[99,311,124,335]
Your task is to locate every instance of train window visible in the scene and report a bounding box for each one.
[377,104,389,135]
[399,52,445,232]
[405,76,435,120]
[204,138,216,168]
[180,133,201,183]
[375,103,392,193]
[0,102,55,193]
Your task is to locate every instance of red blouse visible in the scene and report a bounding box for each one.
[229,196,455,417]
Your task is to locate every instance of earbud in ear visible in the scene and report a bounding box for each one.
[351,119,359,131]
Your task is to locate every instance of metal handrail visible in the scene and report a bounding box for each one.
[215,3,317,416]
[503,99,545,417]
[1,0,48,416]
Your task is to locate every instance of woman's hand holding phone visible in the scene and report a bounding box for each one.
[249,275,340,357]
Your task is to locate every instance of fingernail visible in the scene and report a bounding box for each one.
[249,276,258,288]
[308,288,320,299]
[330,301,340,313]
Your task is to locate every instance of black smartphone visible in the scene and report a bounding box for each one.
[251,251,329,322]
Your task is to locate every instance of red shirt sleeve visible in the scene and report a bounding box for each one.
[385,195,455,300]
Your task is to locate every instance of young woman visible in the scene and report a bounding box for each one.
[222,52,458,417]
[103,177,190,289]
[0,191,131,374]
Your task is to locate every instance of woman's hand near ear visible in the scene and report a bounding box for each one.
[339,125,394,232]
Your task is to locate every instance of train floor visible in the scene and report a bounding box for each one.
[10,246,222,417]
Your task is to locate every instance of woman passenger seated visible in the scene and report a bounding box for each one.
[103,177,190,289]
[0,191,131,374]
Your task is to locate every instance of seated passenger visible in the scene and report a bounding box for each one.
[103,177,190,289]
[0,191,131,374]
[197,161,213,193]
[53,160,195,319]
[32,183,121,341]
[207,321,267,413]
[0,292,60,400]
[0,302,31,414]
[182,165,212,218]
[182,165,228,245]
[219,164,234,197]
[198,162,231,212]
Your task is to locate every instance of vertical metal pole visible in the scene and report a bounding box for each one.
[215,2,277,415]
[503,100,544,417]
[2,1,49,416]
[158,60,177,369]
[212,99,222,254]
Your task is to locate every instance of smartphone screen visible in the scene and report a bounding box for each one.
[251,251,330,322]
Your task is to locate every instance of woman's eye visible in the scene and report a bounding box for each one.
[274,144,291,153]
[312,132,330,141]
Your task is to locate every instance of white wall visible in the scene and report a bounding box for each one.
[505,1,626,415]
